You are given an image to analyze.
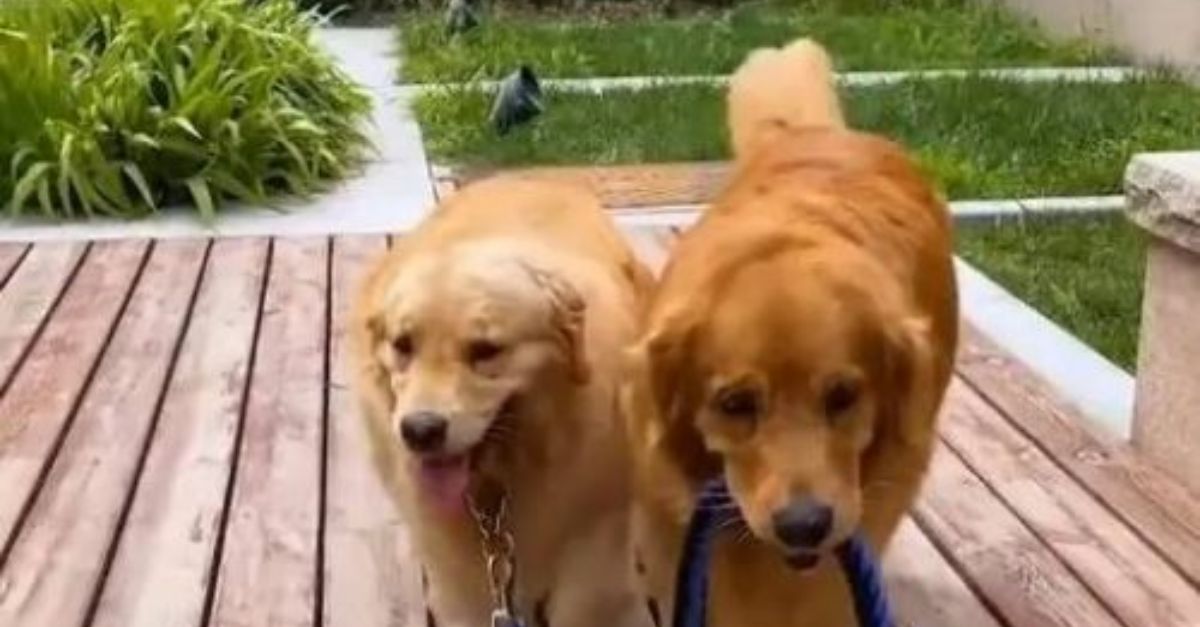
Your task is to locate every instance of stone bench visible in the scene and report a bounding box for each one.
[1124,152,1200,493]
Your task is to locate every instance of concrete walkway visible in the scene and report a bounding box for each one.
[402,66,1143,95]
[0,28,435,243]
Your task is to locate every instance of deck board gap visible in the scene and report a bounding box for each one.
[81,239,215,627]
[934,430,1134,626]
[0,241,152,571]
[907,506,1014,627]
[0,244,32,294]
[197,238,277,627]
[954,368,1200,590]
[316,236,335,627]
[0,243,92,400]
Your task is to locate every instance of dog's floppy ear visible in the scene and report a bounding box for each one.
[878,315,938,447]
[521,263,591,385]
[627,307,721,485]
[348,263,398,423]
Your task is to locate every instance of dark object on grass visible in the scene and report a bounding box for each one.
[490,66,543,135]
[445,0,480,36]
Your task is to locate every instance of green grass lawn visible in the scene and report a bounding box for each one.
[956,215,1145,371]
[398,1,1118,83]
[414,76,1200,199]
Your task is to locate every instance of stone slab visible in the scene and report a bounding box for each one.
[1132,240,1200,492]
[1126,152,1200,254]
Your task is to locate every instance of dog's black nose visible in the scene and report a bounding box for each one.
[400,412,448,453]
[772,499,834,548]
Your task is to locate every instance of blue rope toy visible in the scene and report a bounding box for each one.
[672,478,895,627]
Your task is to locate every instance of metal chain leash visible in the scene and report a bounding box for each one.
[469,492,526,627]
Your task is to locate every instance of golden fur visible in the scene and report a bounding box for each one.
[350,177,656,627]
[622,39,959,626]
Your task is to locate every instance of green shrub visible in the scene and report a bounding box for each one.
[0,0,372,219]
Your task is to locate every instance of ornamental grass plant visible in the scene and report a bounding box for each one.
[0,0,372,219]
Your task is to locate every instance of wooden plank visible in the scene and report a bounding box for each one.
[914,435,1123,626]
[941,380,1200,626]
[0,242,87,391]
[622,225,676,276]
[456,162,731,208]
[0,240,208,626]
[0,243,28,290]
[0,240,149,552]
[209,237,329,626]
[324,235,425,627]
[956,325,1200,587]
[90,238,270,627]
[884,517,1002,627]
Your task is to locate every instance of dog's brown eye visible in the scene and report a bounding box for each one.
[715,388,760,420]
[393,334,414,358]
[466,340,505,364]
[823,379,859,419]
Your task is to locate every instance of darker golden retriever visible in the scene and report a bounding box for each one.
[350,177,657,627]
[623,39,959,626]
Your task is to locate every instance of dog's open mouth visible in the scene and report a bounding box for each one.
[417,454,472,514]
[415,396,519,516]
[783,549,821,571]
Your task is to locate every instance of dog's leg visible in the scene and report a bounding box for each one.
[544,516,658,627]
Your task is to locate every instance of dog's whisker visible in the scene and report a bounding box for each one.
[718,514,748,530]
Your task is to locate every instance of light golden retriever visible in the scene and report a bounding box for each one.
[622,39,959,626]
[350,177,657,627]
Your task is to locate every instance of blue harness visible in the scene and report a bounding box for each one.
[672,478,896,627]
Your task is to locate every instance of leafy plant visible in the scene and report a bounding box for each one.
[0,0,372,220]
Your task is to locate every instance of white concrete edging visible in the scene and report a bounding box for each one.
[611,195,1124,228]
[402,66,1143,95]
[955,258,1134,438]
[952,195,1125,221]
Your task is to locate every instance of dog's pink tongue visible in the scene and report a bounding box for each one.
[418,456,470,515]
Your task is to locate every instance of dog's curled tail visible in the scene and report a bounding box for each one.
[727,38,844,161]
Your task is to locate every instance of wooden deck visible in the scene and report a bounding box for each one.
[444,163,729,208]
[0,230,1198,627]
